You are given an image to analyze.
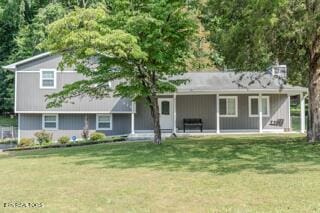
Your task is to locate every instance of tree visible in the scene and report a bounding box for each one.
[11,3,66,60]
[0,0,106,113]
[41,2,198,144]
[203,0,320,142]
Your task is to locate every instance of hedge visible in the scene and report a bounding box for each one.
[3,137,125,152]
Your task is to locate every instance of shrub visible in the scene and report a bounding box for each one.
[19,138,34,147]
[0,139,18,145]
[34,131,52,145]
[81,128,90,141]
[89,132,106,141]
[58,136,70,144]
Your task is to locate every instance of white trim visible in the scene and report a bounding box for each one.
[132,101,137,113]
[96,114,113,130]
[18,114,20,142]
[42,114,58,130]
[173,93,177,134]
[17,70,77,73]
[14,70,17,113]
[2,52,51,71]
[218,96,238,117]
[216,94,220,134]
[248,96,270,117]
[131,113,135,134]
[40,69,56,89]
[300,93,305,133]
[259,93,263,133]
[288,94,291,130]
[15,111,133,114]
[170,90,308,95]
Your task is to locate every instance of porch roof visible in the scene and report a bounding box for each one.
[174,72,307,94]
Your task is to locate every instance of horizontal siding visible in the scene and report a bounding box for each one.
[16,72,132,112]
[20,113,131,140]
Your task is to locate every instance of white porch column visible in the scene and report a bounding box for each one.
[288,94,291,131]
[259,93,263,133]
[131,113,135,134]
[216,94,220,134]
[131,101,136,134]
[173,93,177,134]
[300,92,306,133]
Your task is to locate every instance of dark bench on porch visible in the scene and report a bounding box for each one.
[183,118,203,132]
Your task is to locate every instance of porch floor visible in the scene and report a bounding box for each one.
[128,129,302,140]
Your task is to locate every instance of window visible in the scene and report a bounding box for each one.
[96,114,112,130]
[161,101,170,115]
[249,96,270,117]
[42,114,58,130]
[219,96,238,117]
[40,69,56,89]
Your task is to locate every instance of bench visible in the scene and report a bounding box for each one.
[183,118,203,132]
[270,119,284,127]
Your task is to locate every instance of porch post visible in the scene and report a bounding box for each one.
[259,93,263,133]
[131,101,136,134]
[131,113,135,134]
[300,92,305,133]
[216,94,220,134]
[288,94,291,131]
[173,93,177,134]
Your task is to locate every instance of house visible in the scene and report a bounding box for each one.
[3,53,308,141]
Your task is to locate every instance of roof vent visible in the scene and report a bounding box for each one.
[267,65,287,79]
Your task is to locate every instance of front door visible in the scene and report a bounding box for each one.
[158,98,174,130]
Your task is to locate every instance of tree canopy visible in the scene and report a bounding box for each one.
[42,1,198,143]
[203,0,320,141]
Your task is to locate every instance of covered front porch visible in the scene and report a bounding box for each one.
[130,92,307,137]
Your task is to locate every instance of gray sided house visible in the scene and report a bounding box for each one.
[3,53,307,141]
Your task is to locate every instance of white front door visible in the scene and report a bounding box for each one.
[158,98,174,130]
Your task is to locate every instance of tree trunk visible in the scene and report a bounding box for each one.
[308,63,320,142]
[148,95,162,144]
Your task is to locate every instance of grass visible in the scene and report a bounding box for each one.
[1,134,320,212]
[0,115,17,127]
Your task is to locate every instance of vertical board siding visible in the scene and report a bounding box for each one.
[263,94,289,129]
[20,113,131,140]
[220,94,259,130]
[134,99,153,130]
[134,94,289,131]
[176,95,216,130]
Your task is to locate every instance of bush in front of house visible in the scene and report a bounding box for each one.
[34,131,53,145]
[81,128,90,141]
[0,139,18,145]
[58,136,70,144]
[89,132,106,141]
[18,138,34,147]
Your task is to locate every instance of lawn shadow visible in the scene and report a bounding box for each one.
[6,135,320,175]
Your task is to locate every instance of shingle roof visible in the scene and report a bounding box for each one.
[174,72,307,93]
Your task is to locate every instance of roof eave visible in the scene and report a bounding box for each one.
[2,52,51,72]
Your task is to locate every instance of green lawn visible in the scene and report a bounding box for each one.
[1,134,320,212]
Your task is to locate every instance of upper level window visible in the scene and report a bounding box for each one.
[40,69,56,89]
[219,96,238,117]
[42,114,58,130]
[96,114,112,130]
[249,96,270,117]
